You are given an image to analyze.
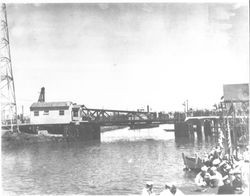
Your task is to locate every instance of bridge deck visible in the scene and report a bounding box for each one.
[185,116,220,121]
[2,119,175,129]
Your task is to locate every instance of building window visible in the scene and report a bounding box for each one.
[73,110,78,117]
[43,110,49,115]
[34,111,39,116]
[59,110,64,116]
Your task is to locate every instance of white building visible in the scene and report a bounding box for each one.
[30,101,81,124]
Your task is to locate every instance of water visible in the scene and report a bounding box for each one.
[2,125,217,195]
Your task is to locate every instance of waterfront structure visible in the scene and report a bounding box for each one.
[175,83,249,151]
[30,101,77,125]
[21,88,174,141]
[26,100,100,140]
[222,83,249,153]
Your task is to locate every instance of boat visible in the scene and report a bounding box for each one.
[163,129,174,132]
[182,153,203,171]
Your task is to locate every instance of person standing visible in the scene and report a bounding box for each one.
[169,185,184,196]
[160,183,184,196]
[159,183,173,196]
[142,182,156,196]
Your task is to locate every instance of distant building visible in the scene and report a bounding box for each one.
[223,83,249,118]
[30,101,81,124]
[223,83,249,102]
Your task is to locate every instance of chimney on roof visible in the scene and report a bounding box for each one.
[38,87,45,102]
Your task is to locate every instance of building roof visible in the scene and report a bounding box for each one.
[30,101,72,111]
[72,104,82,108]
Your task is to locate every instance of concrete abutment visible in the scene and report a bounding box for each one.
[63,123,101,141]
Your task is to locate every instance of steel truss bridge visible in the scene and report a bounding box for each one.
[74,105,175,126]
[2,106,176,131]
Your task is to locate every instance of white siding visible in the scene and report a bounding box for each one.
[30,106,72,124]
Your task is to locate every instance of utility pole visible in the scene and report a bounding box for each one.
[183,101,186,113]
[21,105,24,123]
[183,100,189,117]
[1,3,19,132]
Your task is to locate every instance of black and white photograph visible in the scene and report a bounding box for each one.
[1,0,249,195]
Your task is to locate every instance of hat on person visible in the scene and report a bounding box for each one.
[219,160,226,166]
[224,164,231,170]
[165,182,174,189]
[201,166,208,172]
[212,159,220,166]
[224,179,231,184]
[229,169,235,175]
[146,181,153,186]
[210,166,217,172]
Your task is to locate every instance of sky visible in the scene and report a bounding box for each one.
[4,2,249,114]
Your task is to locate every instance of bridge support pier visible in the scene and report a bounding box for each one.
[195,120,203,140]
[213,119,219,138]
[204,120,212,137]
[174,122,189,137]
[63,123,100,141]
[175,119,213,141]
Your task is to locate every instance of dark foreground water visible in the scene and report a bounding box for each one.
[2,125,217,195]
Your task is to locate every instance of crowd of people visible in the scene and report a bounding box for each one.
[141,145,249,195]
[141,145,249,196]
[194,145,249,194]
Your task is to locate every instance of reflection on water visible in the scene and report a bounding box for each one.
[2,125,215,195]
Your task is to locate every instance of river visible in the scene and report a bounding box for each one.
[2,125,217,195]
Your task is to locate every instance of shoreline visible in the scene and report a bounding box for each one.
[1,125,128,147]
[1,131,65,146]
